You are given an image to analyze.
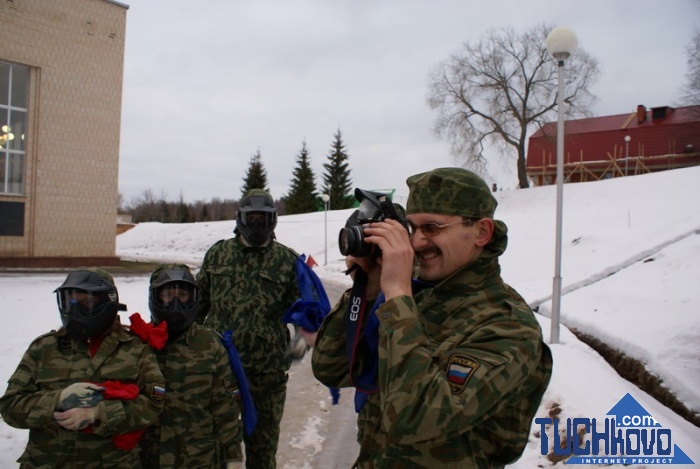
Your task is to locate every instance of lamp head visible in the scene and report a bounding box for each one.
[546,27,578,60]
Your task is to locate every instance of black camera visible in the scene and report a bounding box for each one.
[338,188,407,257]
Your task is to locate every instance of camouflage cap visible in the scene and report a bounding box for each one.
[406,167,497,218]
[241,189,274,207]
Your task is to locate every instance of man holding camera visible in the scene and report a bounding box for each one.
[311,168,552,468]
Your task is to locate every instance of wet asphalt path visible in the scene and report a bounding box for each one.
[277,276,360,469]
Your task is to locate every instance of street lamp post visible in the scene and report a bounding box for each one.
[321,194,330,266]
[546,27,578,345]
[624,135,631,176]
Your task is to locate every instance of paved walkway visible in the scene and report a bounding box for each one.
[277,277,360,468]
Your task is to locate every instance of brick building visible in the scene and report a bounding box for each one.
[0,0,128,267]
[526,104,700,186]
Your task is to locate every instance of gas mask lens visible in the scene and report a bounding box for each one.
[242,211,276,230]
[58,289,107,317]
[156,284,197,307]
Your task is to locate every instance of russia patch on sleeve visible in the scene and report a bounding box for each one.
[447,354,480,394]
[151,383,166,403]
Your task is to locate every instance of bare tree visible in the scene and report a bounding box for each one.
[427,23,600,188]
[679,28,700,106]
[127,189,158,223]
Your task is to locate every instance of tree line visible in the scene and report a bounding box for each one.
[122,129,355,223]
[122,23,700,224]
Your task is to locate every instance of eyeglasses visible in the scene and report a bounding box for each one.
[407,218,480,238]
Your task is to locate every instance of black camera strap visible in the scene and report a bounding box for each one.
[344,268,380,395]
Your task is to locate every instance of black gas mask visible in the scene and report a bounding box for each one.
[55,270,126,341]
[149,267,199,334]
[236,192,277,247]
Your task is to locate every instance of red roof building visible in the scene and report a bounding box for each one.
[526,104,700,186]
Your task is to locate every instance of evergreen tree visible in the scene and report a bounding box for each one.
[175,202,190,223]
[284,141,319,214]
[175,192,191,223]
[321,129,353,210]
[158,199,170,223]
[241,149,270,197]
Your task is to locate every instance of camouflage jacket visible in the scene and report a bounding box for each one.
[196,235,300,376]
[0,323,165,469]
[138,323,243,468]
[312,249,552,468]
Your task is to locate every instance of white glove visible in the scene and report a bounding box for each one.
[54,406,98,431]
[58,382,105,410]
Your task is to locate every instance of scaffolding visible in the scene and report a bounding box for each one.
[528,146,700,186]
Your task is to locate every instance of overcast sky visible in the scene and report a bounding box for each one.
[117,0,699,204]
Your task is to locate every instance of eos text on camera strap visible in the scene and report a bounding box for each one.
[345,268,382,396]
[345,271,434,412]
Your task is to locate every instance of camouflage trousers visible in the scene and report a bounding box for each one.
[244,371,288,469]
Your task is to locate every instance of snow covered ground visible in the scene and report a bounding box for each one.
[1,166,698,467]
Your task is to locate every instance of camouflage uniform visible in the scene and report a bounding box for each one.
[197,235,300,469]
[138,323,243,468]
[0,322,165,468]
[312,168,553,468]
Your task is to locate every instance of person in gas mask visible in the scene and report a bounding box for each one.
[197,189,301,469]
[131,263,243,469]
[0,268,165,468]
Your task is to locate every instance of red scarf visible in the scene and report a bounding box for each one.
[83,380,144,450]
[129,313,168,350]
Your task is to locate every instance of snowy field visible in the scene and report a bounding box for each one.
[1,166,699,467]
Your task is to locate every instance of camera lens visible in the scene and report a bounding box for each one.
[338,225,375,257]
[339,226,360,256]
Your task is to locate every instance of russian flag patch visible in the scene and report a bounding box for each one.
[151,383,166,403]
[447,354,480,394]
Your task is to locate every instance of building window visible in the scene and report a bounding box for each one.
[0,61,28,195]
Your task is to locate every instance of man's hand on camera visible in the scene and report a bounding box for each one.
[363,219,414,300]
